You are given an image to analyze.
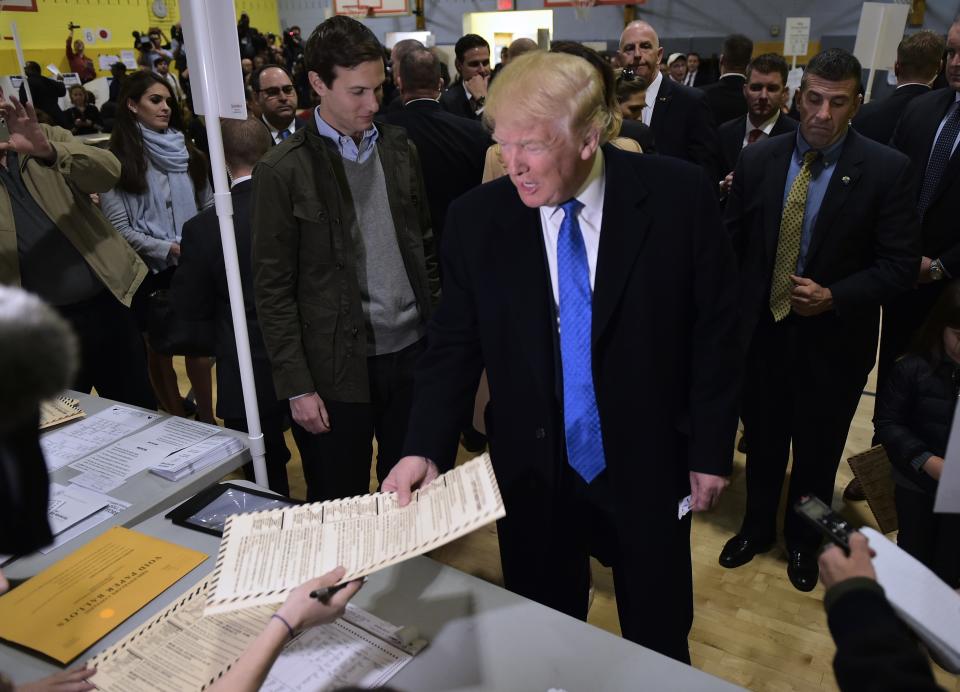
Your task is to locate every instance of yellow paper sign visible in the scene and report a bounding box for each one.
[0,526,206,664]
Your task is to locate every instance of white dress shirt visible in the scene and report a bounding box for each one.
[741,111,781,148]
[642,71,663,127]
[684,70,697,87]
[262,115,296,145]
[538,150,605,306]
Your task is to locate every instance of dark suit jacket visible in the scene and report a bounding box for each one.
[439,81,480,121]
[718,113,798,176]
[403,145,741,546]
[701,74,747,127]
[619,118,657,154]
[384,98,491,249]
[891,88,960,272]
[266,116,305,146]
[20,76,66,127]
[853,83,931,145]
[173,180,279,420]
[725,128,920,379]
[650,77,721,182]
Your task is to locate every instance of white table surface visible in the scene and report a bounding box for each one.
[2,480,742,691]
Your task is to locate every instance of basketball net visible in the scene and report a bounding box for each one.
[573,0,596,21]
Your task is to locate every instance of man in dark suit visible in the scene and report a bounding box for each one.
[250,65,304,145]
[719,53,798,184]
[172,117,291,495]
[383,50,741,664]
[379,38,424,115]
[721,49,920,591]
[384,47,490,251]
[879,20,960,409]
[619,20,721,182]
[439,34,490,121]
[683,52,713,88]
[19,61,66,128]
[702,34,753,127]
[853,30,943,145]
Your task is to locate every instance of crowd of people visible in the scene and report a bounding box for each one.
[1,9,959,690]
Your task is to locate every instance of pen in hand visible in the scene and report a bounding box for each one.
[309,577,364,603]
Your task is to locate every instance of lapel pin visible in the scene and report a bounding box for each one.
[841,175,851,185]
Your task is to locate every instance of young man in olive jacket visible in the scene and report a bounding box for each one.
[252,16,440,502]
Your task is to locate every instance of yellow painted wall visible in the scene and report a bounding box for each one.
[0,0,280,76]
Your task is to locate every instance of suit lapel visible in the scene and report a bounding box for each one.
[915,90,955,176]
[762,137,793,266]
[592,148,652,345]
[497,189,557,398]
[803,131,865,270]
[651,78,674,131]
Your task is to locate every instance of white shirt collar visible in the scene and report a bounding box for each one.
[743,111,780,147]
[231,174,253,188]
[895,82,932,90]
[262,115,295,141]
[642,71,663,126]
[719,72,746,80]
[542,148,605,224]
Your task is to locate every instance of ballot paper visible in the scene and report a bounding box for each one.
[69,416,221,492]
[41,404,159,472]
[46,482,109,536]
[206,453,505,615]
[0,527,206,664]
[40,495,131,555]
[150,434,245,481]
[89,578,426,692]
[862,527,960,670]
[38,395,85,430]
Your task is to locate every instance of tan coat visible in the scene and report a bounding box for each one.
[0,125,147,306]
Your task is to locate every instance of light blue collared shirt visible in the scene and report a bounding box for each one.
[313,108,379,163]
[784,129,847,274]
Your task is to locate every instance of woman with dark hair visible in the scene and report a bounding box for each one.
[65,85,101,134]
[874,279,960,588]
[100,70,215,423]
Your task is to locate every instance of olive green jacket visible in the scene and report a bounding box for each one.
[0,125,147,306]
[252,118,440,403]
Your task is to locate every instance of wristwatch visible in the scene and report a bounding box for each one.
[929,258,946,281]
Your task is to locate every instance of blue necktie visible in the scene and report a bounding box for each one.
[918,103,960,218]
[557,199,606,483]
[279,128,291,141]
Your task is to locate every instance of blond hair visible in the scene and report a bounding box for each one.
[484,51,617,145]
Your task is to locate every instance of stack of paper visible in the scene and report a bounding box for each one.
[39,395,85,430]
[150,434,246,481]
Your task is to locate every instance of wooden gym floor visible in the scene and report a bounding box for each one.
[175,360,959,691]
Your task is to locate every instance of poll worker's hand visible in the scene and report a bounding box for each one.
[15,667,96,692]
[689,471,728,511]
[289,392,330,434]
[921,455,945,481]
[167,241,181,259]
[818,532,877,590]
[465,73,489,102]
[0,96,55,162]
[274,567,363,633]
[719,171,734,195]
[789,275,833,316]
[382,455,440,507]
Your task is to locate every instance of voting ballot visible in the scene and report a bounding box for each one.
[0,527,205,664]
[206,453,505,614]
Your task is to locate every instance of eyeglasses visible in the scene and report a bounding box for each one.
[258,84,296,99]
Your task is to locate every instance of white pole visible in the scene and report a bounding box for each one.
[10,22,33,104]
[863,7,884,105]
[791,54,797,71]
[182,0,269,487]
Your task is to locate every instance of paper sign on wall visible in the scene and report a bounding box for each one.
[784,17,810,57]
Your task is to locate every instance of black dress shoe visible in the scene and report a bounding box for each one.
[787,550,819,592]
[719,534,774,568]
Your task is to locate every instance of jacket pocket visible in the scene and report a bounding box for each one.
[300,301,339,392]
[293,201,334,264]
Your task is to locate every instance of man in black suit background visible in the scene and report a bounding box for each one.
[439,34,491,121]
[19,61,66,128]
[251,65,304,145]
[721,49,920,591]
[853,30,943,146]
[879,20,960,402]
[172,117,292,495]
[383,50,740,664]
[384,47,490,252]
[619,20,721,181]
[702,34,753,127]
[719,53,798,187]
[683,52,712,87]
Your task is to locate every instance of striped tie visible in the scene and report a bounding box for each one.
[769,150,819,321]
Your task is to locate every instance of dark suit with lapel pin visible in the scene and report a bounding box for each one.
[719,113,798,176]
[172,180,292,495]
[879,88,960,390]
[852,83,930,145]
[725,128,919,553]
[439,80,480,120]
[401,145,741,662]
[650,76,722,182]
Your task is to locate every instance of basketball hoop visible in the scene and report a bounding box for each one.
[337,1,377,20]
[572,0,596,21]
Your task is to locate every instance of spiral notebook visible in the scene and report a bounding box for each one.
[38,395,85,430]
[89,577,427,692]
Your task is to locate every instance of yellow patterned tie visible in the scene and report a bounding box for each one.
[769,150,820,321]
